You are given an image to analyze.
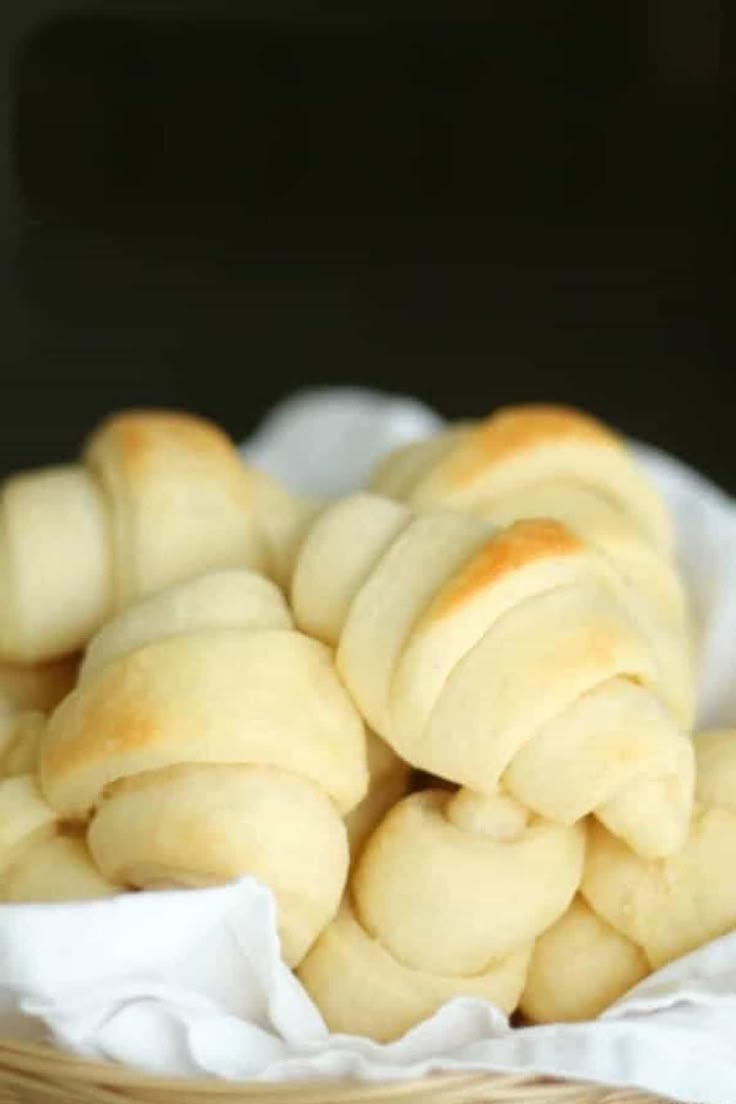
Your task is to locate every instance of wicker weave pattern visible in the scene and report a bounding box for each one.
[0,1041,673,1104]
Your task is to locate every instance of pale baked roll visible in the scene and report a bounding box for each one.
[372,404,672,554]
[42,629,365,821]
[292,494,412,647]
[520,896,648,1023]
[0,774,56,866]
[582,730,736,971]
[486,500,693,729]
[354,789,585,974]
[299,787,582,1038]
[84,411,268,602]
[246,469,324,590]
[0,656,78,713]
[370,426,467,501]
[40,569,368,965]
[523,730,736,1023]
[583,807,736,971]
[299,901,531,1042]
[471,479,681,615]
[0,463,111,663]
[0,411,278,663]
[502,677,694,859]
[525,809,736,1023]
[88,764,348,965]
[3,834,118,902]
[371,404,693,728]
[0,774,117,902]
[80,568,292,681]
[345,731,412,857]
[292,497,692,858]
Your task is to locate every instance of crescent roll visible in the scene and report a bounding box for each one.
[371,404,693,728]
[522,730,736,1022]
[40,569,368,965]
[292,495,693,859]
[0,411,297,662]
[299,787,583,1039]
[0,774,117,902]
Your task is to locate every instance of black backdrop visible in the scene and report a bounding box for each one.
[1,2,733,486]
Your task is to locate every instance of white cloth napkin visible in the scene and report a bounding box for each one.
[2,388,736,1102]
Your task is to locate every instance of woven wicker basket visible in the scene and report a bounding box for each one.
[0,1040,672,1104]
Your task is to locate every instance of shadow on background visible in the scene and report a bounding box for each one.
[1,2,733,481]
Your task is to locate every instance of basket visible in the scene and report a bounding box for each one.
[0,1040,672,1104]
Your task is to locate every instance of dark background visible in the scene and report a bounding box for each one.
[0,2,733,484]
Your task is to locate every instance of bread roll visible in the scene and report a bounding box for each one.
[246,470,323,590]
[345,731,412,857]
[0,774,116,902]
[522,730,736,1022]
[520,896,648,1023]
[356,789,585,972]
[371,404,693,728]
[372,404,671,553]
[3,833,118,902]
[79,568,292,682]
[583,809,736,970]
[40,570,368,965]
[299,901,531,1042]
[299,787,583,1038]
[0,411,296,662]
[292,496,692,858]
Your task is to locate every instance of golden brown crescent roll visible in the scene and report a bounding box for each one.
[0,410,298,663]
[299,787,583,1039]
[372,404,672,554]
[0,774,117,902]
[292,494,693,859]
[371,404,693,727]
[40,569,368,966]
[0,657,78,713]
[522,730,736,1023]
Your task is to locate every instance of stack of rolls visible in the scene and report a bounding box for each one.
[2,400,735,1041]
[371,404,674,571]
[291,489,697,1037]
[0,409,312,663]
[291,495,693,858]
[0,654,116,901]
[38,569,368,966]
[371,404,694,730]
[521,729,736,1023]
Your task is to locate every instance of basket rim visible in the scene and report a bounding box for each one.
[0,1037,670,1103]
[0,1039,500,1092]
